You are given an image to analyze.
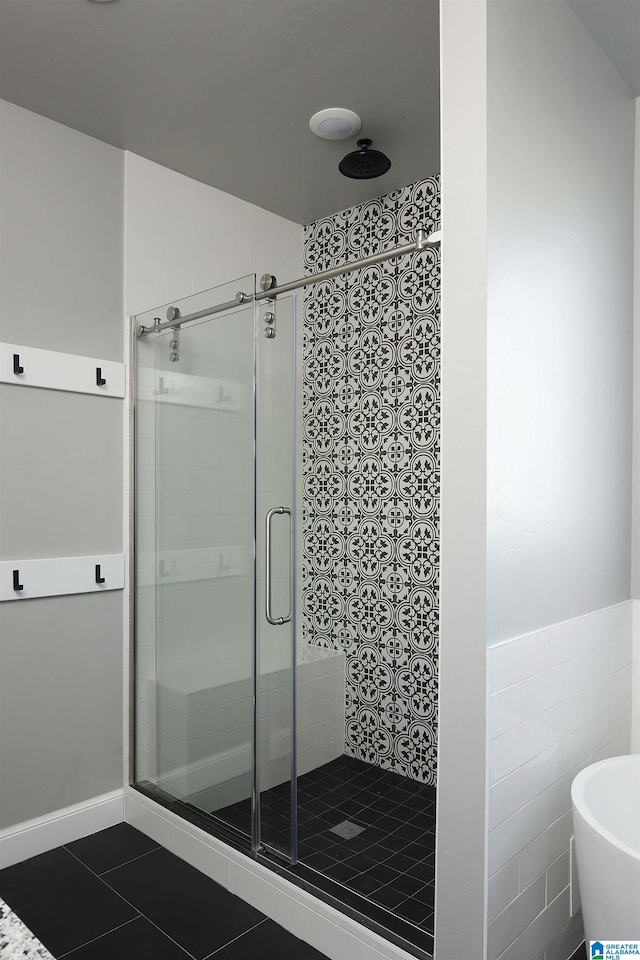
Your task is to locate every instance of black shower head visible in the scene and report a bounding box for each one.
[338,139,391,179]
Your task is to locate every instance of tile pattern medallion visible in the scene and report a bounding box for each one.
[303,178,441,783]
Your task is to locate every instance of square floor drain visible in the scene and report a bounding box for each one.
[330,820,365,840]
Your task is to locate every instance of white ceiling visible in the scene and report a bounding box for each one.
[0,0,440,224]
[567,0,640,96]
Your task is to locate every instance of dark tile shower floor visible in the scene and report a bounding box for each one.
[218,756,436,940]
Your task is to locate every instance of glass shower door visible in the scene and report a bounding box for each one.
[254,294,298,861]
[135,277,257,841]
[133,278,298,861]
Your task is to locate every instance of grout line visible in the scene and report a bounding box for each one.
[63,845,144,898]
[200,918,269,959]
[56,916,140,958]
[64,846,198,960]
[191,757,437,948]
[297,762,437,934]
[98,883,199,960]
[98,846,161,876]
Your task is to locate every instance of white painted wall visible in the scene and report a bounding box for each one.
[632,97,640,752]
[435,2,489,959]
[631,97,640,602]
[486,0,635,644]
[0,100,124,833]
[124,152,302,319]
[483,4,637,960]
[631,227,640,755]
[438,3,636,959]
[0,101,124,361]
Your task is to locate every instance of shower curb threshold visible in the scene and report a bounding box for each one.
[124,785,432,960]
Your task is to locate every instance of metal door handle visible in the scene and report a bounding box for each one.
[265,506,291,625]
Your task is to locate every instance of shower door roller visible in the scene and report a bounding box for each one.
[265,506,291,625]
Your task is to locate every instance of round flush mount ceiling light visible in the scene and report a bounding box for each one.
[309,108,362,141]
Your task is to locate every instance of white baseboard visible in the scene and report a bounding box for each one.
[124,785,425,960]
[0,789,124,869]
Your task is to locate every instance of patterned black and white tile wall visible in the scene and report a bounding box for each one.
[302,177,441,785]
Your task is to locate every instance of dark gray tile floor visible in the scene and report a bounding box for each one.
[219,755,436,938]
[0,823,327,959]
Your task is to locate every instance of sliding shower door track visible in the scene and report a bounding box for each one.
[131,782,433,960]
[279,859,434,960]
[133,781,253,857]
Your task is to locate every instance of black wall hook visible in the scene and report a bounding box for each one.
[13,354,24,375]
[96,367,106,386]
[12,570,23,591]
[95,564,105,584]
